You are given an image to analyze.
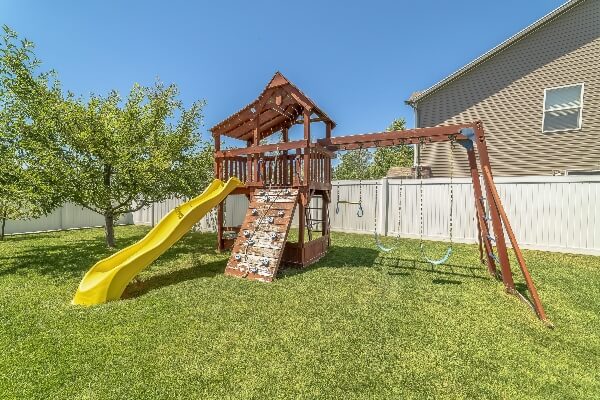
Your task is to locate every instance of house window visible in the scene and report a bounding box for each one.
[542,84,584,132]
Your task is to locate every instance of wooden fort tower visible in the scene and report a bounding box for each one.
[211,72,335,281]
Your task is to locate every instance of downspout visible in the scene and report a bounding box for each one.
[412,103,420,168]
[406,100,420,171]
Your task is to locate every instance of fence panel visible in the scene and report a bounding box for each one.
[6,177,600,256]
[132,194,248,232]
[332,176,600,256]
[5,203,132,235]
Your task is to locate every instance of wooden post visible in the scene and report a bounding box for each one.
[217,202,224,252]
[283,127,289,186]
[321,192,328,237]
[482,166,548,321]
[214,134,221,180]
[246,139,252,185]
[214,133,224,251]
[474,124,515,290]
[466,146,497,276]
[253,114,260,183]
[298,203,305,246]
[303,109,311,188]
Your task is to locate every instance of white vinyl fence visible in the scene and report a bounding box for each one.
[331,176,600,256]
[132,175,600,256]
[6,176,600,256]
[132,195,249,232]
[4,203,132,235]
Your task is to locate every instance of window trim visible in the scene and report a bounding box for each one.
[541,83,584,133]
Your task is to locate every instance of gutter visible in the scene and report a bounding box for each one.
[408,101,420,168]
[405,0,584,104]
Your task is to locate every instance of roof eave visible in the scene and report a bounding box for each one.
[406,0,585,105]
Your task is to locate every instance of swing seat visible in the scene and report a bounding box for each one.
[335,201,364,217]
[374,232,395,252]
[420,244,452,266]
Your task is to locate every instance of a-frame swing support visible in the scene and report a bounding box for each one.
[210,72,548,324]
[318,121,549,324]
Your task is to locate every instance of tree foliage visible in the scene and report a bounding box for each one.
[333,117,413,180]
[0,25,64,239]
[369,117,414,179]
[332,149,372,180]
[1,26,212,247]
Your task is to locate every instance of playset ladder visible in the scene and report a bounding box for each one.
[225,188,299,282]
[304,195,325,241]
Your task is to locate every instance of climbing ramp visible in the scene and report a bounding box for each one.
[225,188,299,282]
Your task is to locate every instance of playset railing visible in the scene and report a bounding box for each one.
[215,141,333,188]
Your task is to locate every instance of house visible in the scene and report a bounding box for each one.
[406,0,600,177]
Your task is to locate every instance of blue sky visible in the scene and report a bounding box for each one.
[2,0,566,144]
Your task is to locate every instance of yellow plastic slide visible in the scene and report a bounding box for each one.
[72,177,243,306]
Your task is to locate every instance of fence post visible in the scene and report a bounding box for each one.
[378,178,388,236]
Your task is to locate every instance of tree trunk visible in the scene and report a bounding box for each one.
[0,218,5,241]
[102,163,115,247]
[104,211,115,248]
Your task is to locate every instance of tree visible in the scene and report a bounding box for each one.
[369,117,414,179]
[0,26,64,240]
[332,148,372,180]
[2,26,212,247]
[54,84,209,247]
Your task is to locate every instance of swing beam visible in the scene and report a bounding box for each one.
[319,121,549,324]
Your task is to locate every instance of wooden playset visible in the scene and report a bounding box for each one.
[211,72,548,323]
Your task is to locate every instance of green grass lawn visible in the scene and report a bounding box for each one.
[0,226,599,399]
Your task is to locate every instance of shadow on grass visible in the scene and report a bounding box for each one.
[279,243,488,286]
[279,244,381,278]
[0,230,219,280]
[123,259,226,299]
[375,256,489,282]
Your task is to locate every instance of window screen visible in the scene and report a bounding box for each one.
[543,84,583,132]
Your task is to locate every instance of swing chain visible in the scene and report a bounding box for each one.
[419,164,424,246]
[397,142,405,241]
[374,183,378,234]
[357,144,364,217]
[335,184,340,214]
[449,135,455,245]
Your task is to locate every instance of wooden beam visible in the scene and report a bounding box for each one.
[294,117,328,125]
[317,122,478,151]
[225,108,282,139]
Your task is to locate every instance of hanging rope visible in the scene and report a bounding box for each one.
[419,136,455,266]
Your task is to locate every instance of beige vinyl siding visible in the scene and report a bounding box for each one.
[416,0,600,177]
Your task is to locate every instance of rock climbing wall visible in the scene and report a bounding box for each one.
[225,188,299,282]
